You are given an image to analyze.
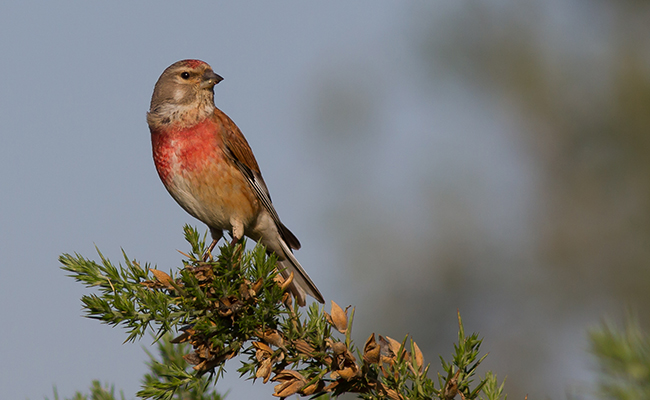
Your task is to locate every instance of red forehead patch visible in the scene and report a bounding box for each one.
[183,59,208,69]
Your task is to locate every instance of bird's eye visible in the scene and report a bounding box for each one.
[180,72,191,80]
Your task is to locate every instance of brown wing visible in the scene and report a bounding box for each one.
[215,108,261,174]
[215,109,302,250]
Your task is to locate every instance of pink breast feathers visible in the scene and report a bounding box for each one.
[151,119,223,186]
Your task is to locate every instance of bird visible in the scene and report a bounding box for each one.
[147,59,324,306]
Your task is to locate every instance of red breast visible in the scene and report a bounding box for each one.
[151,117,224,186]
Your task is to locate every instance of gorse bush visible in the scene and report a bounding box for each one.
[60,225,506,400]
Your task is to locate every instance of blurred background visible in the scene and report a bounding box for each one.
[1,1,649,399]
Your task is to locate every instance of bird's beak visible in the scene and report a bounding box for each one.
[201,70,224,88]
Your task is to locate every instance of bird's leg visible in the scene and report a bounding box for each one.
[202,228,223,261]
[229,218,244,247]
[226,222,245,266]
[202,239,218,262]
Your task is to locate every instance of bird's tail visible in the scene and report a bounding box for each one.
[277,239,324,306]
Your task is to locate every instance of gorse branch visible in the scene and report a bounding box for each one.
[60,225,506,400]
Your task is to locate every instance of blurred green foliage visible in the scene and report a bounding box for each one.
[590,316,650,399]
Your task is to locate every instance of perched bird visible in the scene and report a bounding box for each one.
[147,59,324,306]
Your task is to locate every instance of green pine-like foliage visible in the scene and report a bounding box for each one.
[59,225,506,400]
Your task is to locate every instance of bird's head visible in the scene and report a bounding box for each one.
[148,59,224,129]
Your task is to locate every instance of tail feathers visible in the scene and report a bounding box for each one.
[278,221,301,250]
[277,240,324,306]
[277,262,307,306]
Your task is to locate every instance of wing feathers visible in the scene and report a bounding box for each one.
[217,110,301,249]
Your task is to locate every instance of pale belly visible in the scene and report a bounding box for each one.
[164,159,259,232]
